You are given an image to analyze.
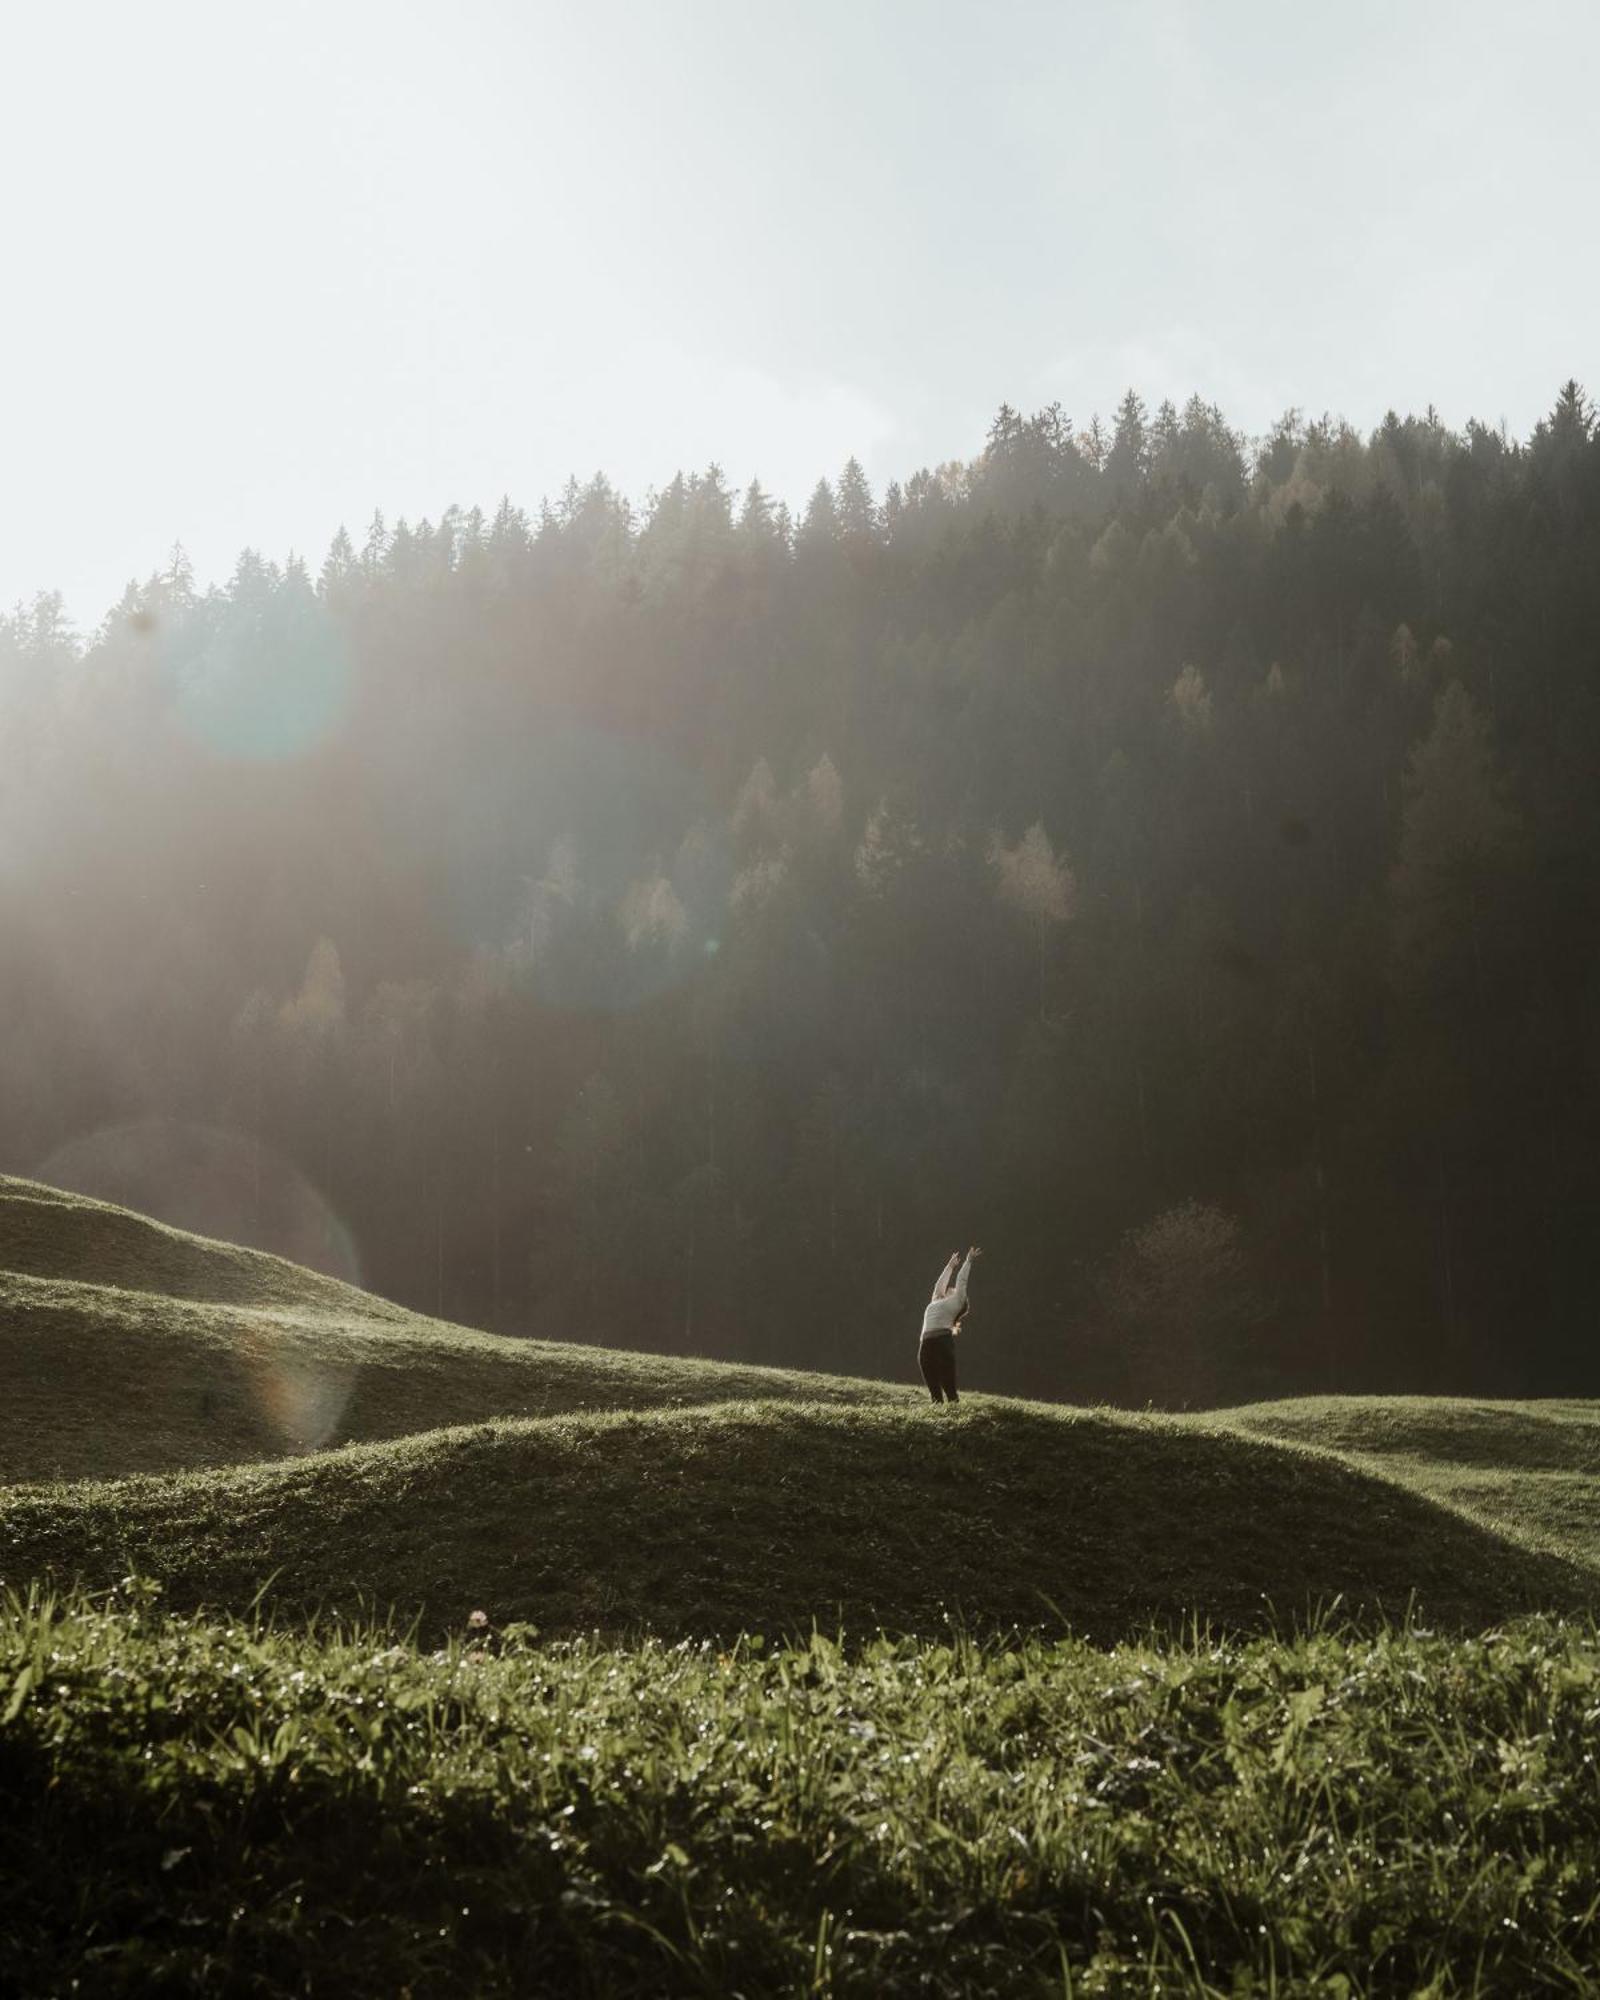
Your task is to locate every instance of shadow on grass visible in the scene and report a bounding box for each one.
[1224,1396,1600,1473]
[5,1399,1592,1646]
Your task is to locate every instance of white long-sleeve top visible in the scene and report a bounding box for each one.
[920,1252,974,1339]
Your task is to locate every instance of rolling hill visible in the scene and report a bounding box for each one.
[0,1176,895,1485]
[6,1395,1591,1642]
[8,1175,1600,1994]
[4,1175,1599,1642]
[1223,1394,1600,1573]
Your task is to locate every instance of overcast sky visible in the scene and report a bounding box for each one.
[5,0,1596,624]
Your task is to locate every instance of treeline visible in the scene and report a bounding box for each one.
[4,384,1599,1402]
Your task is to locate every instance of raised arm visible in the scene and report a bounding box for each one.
[947,1249,975,1312]
[930,1252,960,1303]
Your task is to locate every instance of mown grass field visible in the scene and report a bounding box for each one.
[0,1177,896,1486]
[6,1175,1600,1993]
[6,1399,1593,1647]
[1227,1396,1600,1574]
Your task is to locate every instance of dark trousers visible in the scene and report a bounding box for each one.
[919,1334,959,1404]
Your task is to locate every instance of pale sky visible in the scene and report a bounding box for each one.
[4,0,1596,625]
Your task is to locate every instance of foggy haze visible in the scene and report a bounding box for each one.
[4,0,1600,1406]
[5,0,1598,621]
[9,11,1600,1983]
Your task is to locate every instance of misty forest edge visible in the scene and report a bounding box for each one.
[5,383,1599,1407]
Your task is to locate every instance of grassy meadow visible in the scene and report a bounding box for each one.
[9,1591,1600,1996]
[5,1176,1600,1994]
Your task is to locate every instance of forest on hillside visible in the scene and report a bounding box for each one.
[4,384,1598,1403]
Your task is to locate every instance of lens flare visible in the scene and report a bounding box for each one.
[34,1120,363,1454]
[241,1344,358,1455]
[35,1118,362,1285]
[162,583,350,761]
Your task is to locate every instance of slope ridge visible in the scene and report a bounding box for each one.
[1222,1395,1600,1472]
[0,1176,398,1318]
[1216,1395,1600,1574]
[0,1178,894,1484]
[4,1399,1589,1643]
[6,1175,1599,1633]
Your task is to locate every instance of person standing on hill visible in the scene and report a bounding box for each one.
[919,1246,980,1404]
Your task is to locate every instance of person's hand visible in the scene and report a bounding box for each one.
[969,1245,983,1259]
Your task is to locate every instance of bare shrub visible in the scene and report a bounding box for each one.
[1101,1199,1267,1407]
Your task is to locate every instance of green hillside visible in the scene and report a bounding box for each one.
[1220,1396,1600,1571]
[5,1176,1600,1643]
[0,1175,406,1316]
[0,1177,894,1484]
[8,1398,1593,1643]
[9,1594,1600,1998]
[9,1179,1600,1993]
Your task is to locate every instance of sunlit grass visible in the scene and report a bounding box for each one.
[1218,1397,1600,1571]
[6,1585,1600,1995]
[0,1173,898,1483]
[10,1180,1600,1989]
[6,1398,1591,1649]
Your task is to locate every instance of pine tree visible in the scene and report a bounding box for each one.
[1391,681,1520,1009]
[319,526,357,598]
[1105,389,1149,502]
[989,821,1076,1019]
[800,478,839,547]
[739,479,777,540]
[835,457,877,540]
